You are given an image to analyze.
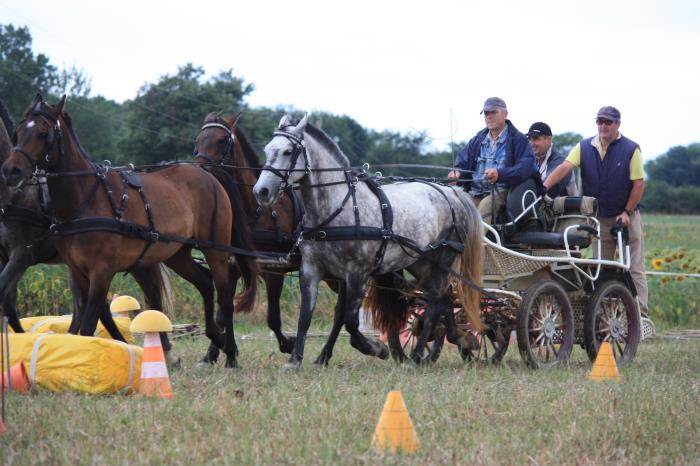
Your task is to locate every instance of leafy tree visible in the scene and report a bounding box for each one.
[645,143,700,187]
[312,113,371,166]
[120,64,253,165]
[64,96,127,163]
[553,131,583,157]
[0,24,58,119]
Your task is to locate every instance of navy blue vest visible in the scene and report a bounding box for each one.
[580,135,639,217]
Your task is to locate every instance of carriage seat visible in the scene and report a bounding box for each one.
[503,178,598,249]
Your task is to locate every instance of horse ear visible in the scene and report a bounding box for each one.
[55,95,67,114]
[31,93,43,113]
[292,113,309,136]
[278,114,292,129]
[231,112,242,127]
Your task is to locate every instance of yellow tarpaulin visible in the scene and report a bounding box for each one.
[2,333,142,395]
[9,315,134,344]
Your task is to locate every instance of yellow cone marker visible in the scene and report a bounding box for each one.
[371,390,419,453]
[589,341,621,382]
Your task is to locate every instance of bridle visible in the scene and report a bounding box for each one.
[262,129,310,190]
[193,122,235,165]
[11,110,63,173]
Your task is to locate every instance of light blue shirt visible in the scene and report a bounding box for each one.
[471,126,509,195]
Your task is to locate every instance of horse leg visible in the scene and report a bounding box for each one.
[265,272,295,354]
[131,266,179,368]
[67,269,88,334]
[78,270,126,342]
[204,251,237,368]
[286,262,323,370]
[314,281,345,366]
[0,251,32,332]
[344,276,389,360]
[407,296,441,366]
[165,249,221,361]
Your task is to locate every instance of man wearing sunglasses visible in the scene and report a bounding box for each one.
[526,122,578,197]
[448,97,536,224]
[543,106,648,317]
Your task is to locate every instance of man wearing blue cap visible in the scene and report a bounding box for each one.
[448,97,536,224]
[543,106,648,317]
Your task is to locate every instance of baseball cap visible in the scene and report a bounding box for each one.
[526,122,552,137]
[480,97,507,114]
[596,106,621,121]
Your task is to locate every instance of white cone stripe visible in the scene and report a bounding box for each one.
[141,361,168,378]
[143,333,161,347]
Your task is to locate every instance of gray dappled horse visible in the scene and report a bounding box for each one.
[253,115,484,368]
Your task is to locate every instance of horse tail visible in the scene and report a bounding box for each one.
[157,263,174,317]
[220,169,259,313]
[456,197,485,333]
[364,273,410,334]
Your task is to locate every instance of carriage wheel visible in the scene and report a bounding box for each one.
[460,328,509,364]
[583,280,640,366]
[516,280,574,369]
[387,311,444,364]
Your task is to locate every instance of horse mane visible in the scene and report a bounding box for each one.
[0,99,14,136]
[59,110,96,163]
[304,123,351,168]
[232,125,261,169]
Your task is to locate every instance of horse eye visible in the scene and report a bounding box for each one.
[282,149,292,156]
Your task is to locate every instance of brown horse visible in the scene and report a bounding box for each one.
[193,113,354,365]
[2,95,256,368]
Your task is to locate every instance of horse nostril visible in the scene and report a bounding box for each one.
[259,187,269,199]
[1,165,22,186]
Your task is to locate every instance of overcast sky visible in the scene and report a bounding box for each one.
[2,0,699,159]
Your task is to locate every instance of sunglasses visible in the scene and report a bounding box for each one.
[596,119,615,126]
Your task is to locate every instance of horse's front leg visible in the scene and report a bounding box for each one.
[345,276,389,360]
[79,271,125,342]
[314,281,345,366]
[265,272,295,354]
[0,250,33,332]
[286,262,323,370]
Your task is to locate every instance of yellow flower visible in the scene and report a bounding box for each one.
[651,259,664,271]
[664,257,673,263]
[661,277,671,284]
[677,275,685,282]
[677,252,685,259]
[682,263,689,269]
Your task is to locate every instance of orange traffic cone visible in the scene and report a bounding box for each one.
[589,342,621,382]
[371,390,419,453]
[0,415,5,434]
[1,362,30,393]
[139,332,173,398]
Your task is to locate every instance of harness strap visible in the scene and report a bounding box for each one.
[0,205,51,229]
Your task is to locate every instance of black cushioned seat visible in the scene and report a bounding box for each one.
[509,231,591,248]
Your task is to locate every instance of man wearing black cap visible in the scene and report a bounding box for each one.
[448,97,536,224]
[526,122,577,197]
[543,106,648,317]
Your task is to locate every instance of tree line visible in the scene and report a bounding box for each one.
[1,24,698,213]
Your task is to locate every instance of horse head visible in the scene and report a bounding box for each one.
[253,113,309,206]
[193,112,241,165]
[2,94,66,187]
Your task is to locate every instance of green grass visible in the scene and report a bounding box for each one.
[1,334,699,465]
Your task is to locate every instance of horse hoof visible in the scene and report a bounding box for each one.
[279,340,295,354]
[225,361,239,369]
[401,359,418,370]
[282,361,301,371]
[376,342,390,360]
[166,355,182,370]
[195,361,214,369]
[313,355,330,366]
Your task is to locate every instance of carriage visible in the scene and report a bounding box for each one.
[391,179,656,368]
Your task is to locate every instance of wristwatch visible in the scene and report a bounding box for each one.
[624,208,635,216]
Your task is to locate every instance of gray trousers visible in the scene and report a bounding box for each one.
[471,189,509,225]
[595,211,649,317]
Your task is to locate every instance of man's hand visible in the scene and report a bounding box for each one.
[616,211,631,227]
[484,168,499,183]
[447,170,460,180]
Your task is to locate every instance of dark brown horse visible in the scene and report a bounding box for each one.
[193,113,354,365]
[2,95,256,368]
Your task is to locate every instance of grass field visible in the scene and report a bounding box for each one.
[1,334,699,465]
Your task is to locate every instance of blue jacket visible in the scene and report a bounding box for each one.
[454,120,536,191]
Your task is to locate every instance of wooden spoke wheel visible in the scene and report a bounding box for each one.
[516,280,574,369]
[583,280,640,366]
